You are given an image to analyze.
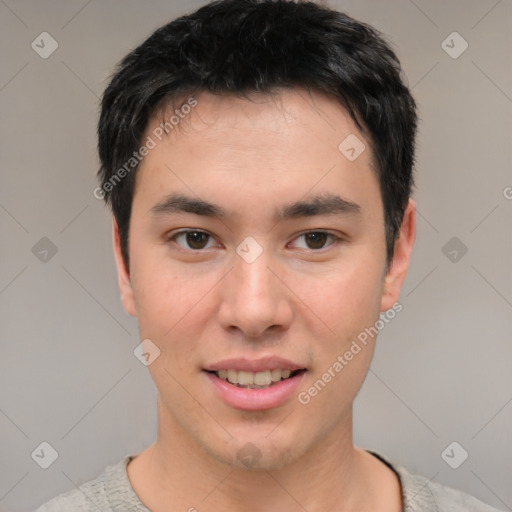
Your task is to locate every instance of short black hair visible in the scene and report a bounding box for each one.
[97,0,417,270]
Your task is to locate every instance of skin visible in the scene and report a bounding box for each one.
[113,88,416,511]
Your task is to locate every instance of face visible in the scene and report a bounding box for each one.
[113,89,415,470]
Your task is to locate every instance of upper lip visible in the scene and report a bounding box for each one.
[204,356,306,373]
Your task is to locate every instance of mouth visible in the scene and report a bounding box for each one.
[203,356,308,410]
[203,359,308,410]
[205,368,307,389]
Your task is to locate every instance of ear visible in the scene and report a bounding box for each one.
[380,198,416,312]
[112,217,137,317]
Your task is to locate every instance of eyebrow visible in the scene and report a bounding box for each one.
[150,192,361,221]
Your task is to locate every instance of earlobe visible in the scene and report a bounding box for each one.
[112,217,137,317]
[380,198,416,312]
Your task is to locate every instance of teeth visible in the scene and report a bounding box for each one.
[227,369,238,384]
[215,368,297,387]
[271,369,282,382]
[254,371,272,386]
[238,371,254,385]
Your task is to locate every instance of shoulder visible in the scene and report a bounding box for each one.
[403,470,504,512]
[426,479,504,512]
[35,487,100,511]
[34,455,146,512]
[368,451,505,512]
[34,471,108,512]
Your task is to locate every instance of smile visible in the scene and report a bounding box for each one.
[210,369,304,389]
[203,368,307,411]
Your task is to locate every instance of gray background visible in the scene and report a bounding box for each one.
[1,0,511,510]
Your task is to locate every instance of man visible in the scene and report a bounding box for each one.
[36,0,502,510]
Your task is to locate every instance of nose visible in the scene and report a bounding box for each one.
[217,246,293,340]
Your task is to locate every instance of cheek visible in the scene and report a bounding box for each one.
[297,258,384,340]
[297,345,374,434]
[130,257,218,364]
[134,274,195,335]
[296,257,383,413]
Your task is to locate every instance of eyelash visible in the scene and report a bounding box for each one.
[165,229,343,252]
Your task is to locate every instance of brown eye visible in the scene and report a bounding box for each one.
[169,230,215,250]
[291,231,338,250]
[185,231,210,249]
[304,232,329,249]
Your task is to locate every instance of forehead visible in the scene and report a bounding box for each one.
[133,88,380,219]
[148,88,366,152]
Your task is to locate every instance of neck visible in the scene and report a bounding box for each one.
[127,398,394,512]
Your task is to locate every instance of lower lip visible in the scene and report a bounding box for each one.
[204,371,306,411]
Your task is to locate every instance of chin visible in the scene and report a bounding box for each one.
[200,432,305,472]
